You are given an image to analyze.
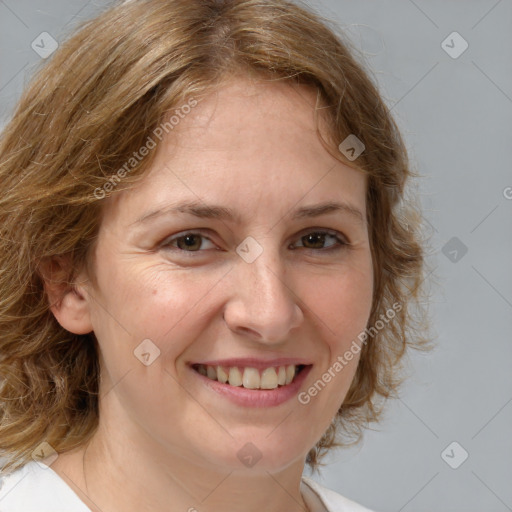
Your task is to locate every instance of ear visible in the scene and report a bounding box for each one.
[39,256,94,335]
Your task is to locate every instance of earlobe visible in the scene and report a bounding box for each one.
[52,284,94,335]
[40,257,94,335]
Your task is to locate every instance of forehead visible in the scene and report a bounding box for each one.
[100,76,366,227]
[168,77,329,149]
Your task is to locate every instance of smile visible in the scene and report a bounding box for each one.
[189,360,313,408]
[191,363,306,390]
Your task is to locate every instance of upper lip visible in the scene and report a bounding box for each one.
[189,358,312,370]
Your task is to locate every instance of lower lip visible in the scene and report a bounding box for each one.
[190,365,312,408]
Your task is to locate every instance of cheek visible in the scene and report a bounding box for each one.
[92,262,225,360]
[302,260,373,343]
[133,266,224,339]
[300,258,372,385]
[89,263,224,423]
[293,261,373,426]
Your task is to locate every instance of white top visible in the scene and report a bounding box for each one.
[0,461,376,512]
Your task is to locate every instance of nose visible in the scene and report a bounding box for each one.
[222,248,304,344]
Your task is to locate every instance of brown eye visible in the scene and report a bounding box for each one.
[294,230,347,251]
[301,232,328,249]
[176,234,203,251]
[162,232,216,252]
[161,229,348,256]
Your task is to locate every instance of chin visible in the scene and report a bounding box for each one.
[199,430,310,474]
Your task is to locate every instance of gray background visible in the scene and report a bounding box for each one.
[1,1,511,511]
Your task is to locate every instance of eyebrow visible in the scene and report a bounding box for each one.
[132,199,365,226]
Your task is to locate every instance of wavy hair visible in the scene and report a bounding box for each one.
[0,0,432,474]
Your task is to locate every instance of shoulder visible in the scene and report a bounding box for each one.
[0,460,90,512]
[301,476,377,512]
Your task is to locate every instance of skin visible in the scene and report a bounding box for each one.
[46,75,374,512]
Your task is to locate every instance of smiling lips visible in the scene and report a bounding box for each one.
[192,363,306,390]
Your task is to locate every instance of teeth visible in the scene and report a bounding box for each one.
[195,364,301,389]
[217,365,228,384]
[260,367,278,389]
[206,366,217,380]
[285,365,295,385]
[242,367,260,389]
[228,367,242,387]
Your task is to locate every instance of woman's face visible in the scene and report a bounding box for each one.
[80,77,373,472]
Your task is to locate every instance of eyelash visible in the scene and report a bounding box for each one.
[160,228,350,256]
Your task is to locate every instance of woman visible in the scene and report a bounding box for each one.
[0,1,430,511]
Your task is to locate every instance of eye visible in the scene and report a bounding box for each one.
[160,228,349,255]
[291,229,348,252]
[161,231,216,253]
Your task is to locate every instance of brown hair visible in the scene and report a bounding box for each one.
[0,0,432,474]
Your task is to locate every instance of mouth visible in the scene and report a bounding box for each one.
[191,363,308,390]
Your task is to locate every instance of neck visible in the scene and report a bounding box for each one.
[53,418,310,512]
